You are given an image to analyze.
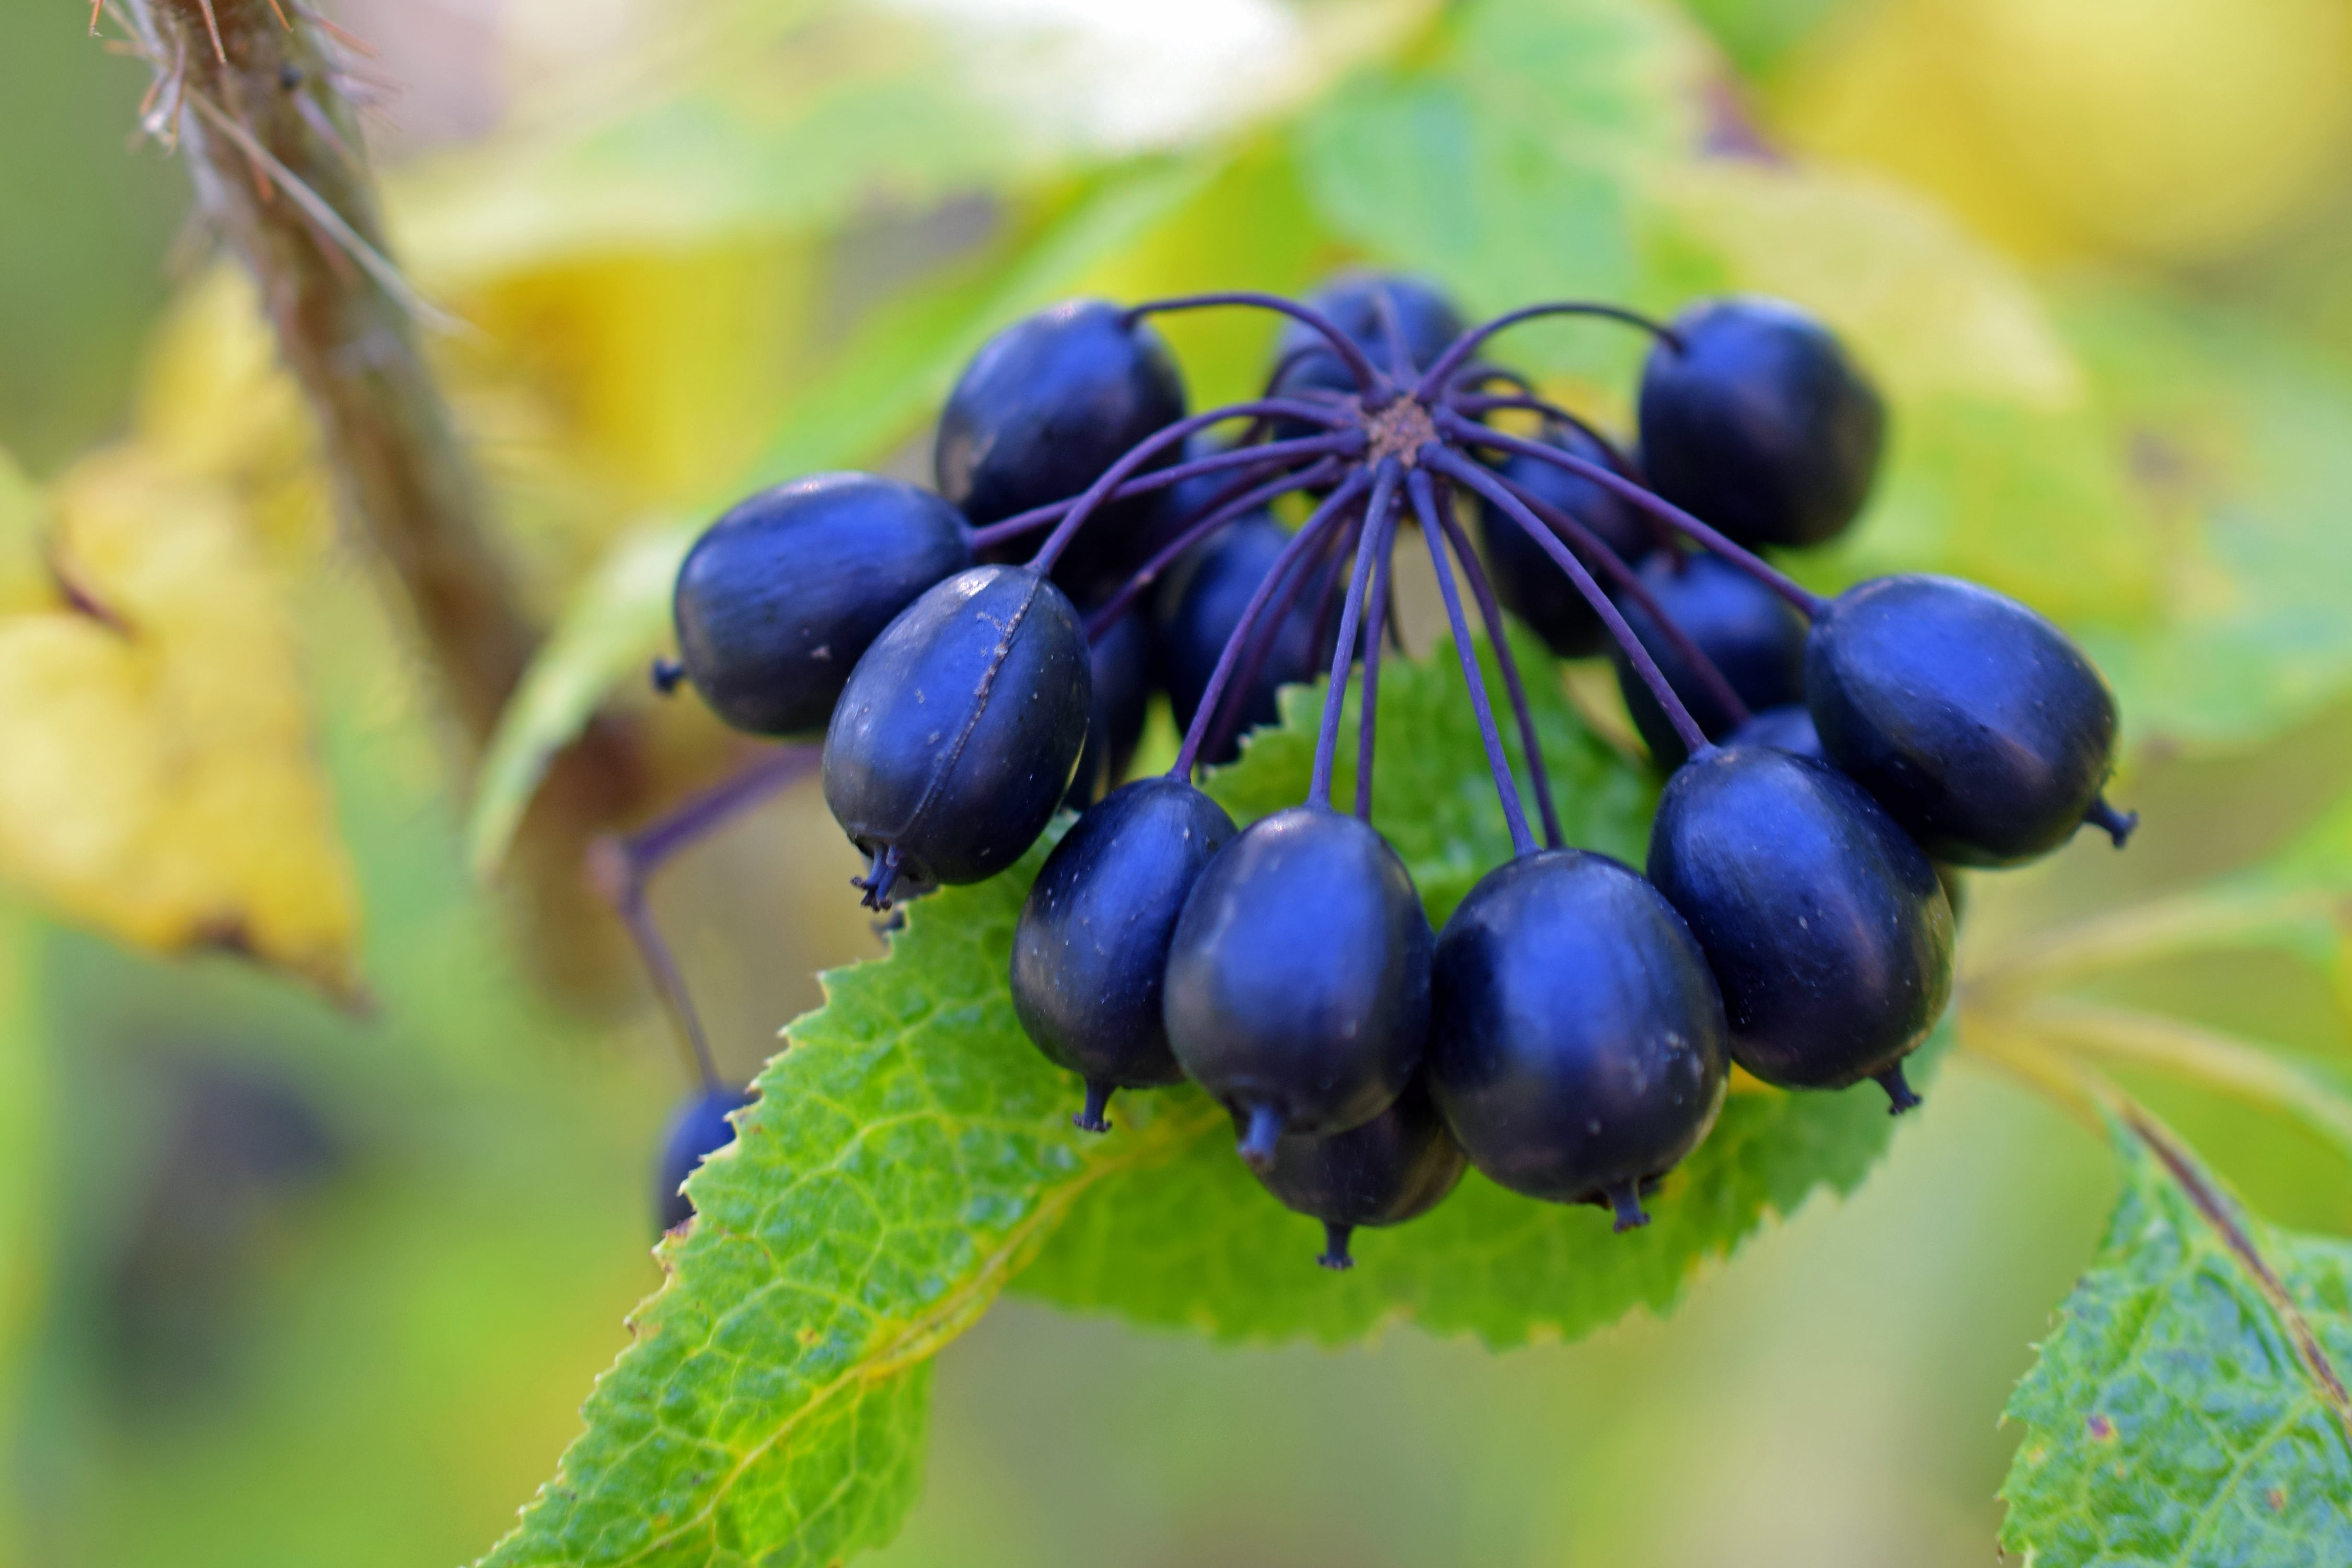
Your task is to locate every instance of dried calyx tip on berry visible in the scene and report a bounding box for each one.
[2086,795,2139,849]
[1237,1104,1285,1172]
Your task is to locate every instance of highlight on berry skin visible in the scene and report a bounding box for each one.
[657,274,2135,1264]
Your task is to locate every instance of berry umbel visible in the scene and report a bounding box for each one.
[659,277,2133,1264]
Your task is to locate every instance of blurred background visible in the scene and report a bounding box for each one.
[5,1,2352,1564]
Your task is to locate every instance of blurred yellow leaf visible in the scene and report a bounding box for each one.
[0,448,362,999]
[1773,0,2352,267]
[0,449,48,616]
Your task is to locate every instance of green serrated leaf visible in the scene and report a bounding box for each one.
[478,845,1226,1568]
[2000,1112,2352,1566]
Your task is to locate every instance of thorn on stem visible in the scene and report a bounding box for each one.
[195,0,228,63]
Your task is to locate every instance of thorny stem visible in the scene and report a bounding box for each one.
[1309,466,1400,810]
[1429,447,1714,757]
[969,424,1353,550]
[1416,301,1682,402]
[1083,458,1342,639]
[109,0,650,993]
[584,747,819,1091]
[1432,484,1563,849]
[1443,414,1829,618]
[1408,468,1536,858]
[1354,494,1402,824]
[1493,469,1752,728]
[1171,470,1370,779]
[110,1,526,742]
[1123,292,1387,398]
[1029,404,1362,576]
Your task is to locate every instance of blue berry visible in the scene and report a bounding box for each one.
[1475,424,1653,659]
[1647,747,1953,1112]
[823,566,1092,907]
[1245,1076,1467,1269]
[1639,297,1885,549]
[656,1086,753,1234]
[1274,271,1467,385]
[937,299,1187,597]
[1155,513,1339,765]
[1427,849,1728,1228]
[1807,574,2127,867]
[1066,610,1152,810]
[672,474,972,736]
[1011,777,1238,1131]
[1613,552,1807,768]
[1725,702,1825,760]
[1163,808,1431,1163]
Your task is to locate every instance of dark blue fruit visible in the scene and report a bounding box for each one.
[1806,574,2126,868]
[1155,513,1340,765]
[1273,271,1467,387]
[1427,850,1728,1228]
[1245,1076,1466,1269]
[1164,808,1432,1162]
[1613,552,1807,769]
[1726,702,1825,761]
[1066,610,1152,809]
[1638,297,1885,549]
[1011,777,1239,1131]
[823,566,1092,906]
[936,299,1187,597]
[673,474,973,736]
[1647,747,1954,1112]
[656,1086,754,1233]
[1475,424,1653,659]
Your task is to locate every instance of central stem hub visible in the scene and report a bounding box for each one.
[1363,396,1439,467]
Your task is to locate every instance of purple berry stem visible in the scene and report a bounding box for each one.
[1428,446,1715,758]
[1171,469,1372,779]
[1445,391,1645,483]
[1431,482,1564,850]
[1489,469,1753,728]
[1202,505,1355,769]
[1438,412,1829,618]
[1415,301,1684,403]
[585,745,820,1092]
[1022,406,1363,572]
[1407,467,1537,859]
[1123,291,1388,398]
[1083,456,1344,640]
[1309,464,1401,811]
[1354,493,1403,824]
[969,425,1352,550]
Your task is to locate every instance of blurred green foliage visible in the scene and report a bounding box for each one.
[6,0,2352,1564]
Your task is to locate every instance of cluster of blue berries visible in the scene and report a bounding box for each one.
[664,276,2132,1266]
